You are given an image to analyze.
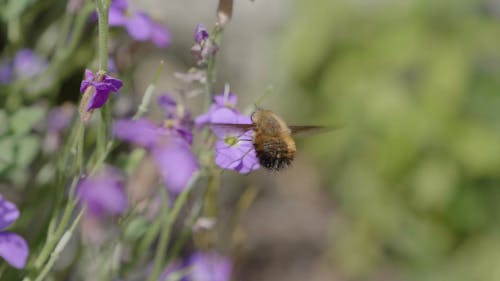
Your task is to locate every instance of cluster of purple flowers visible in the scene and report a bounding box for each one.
[69,21,251,281]
[191,24,219,65]
[108,0,170,47]
[114,94,198,194]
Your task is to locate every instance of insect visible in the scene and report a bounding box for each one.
[212,109,328,171]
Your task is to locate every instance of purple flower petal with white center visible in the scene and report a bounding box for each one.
[0,195,19,230]
[189,251,232,281]
[215,132,258,174]
[209,109,259,173]
[77,168,128,217]
[152,139,198,194]
[151,22,171,47]
[194,23,209,44]
[0,232,28,269]
[114,118,161,148]
[124,12,152,41]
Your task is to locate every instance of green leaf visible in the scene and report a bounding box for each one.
[10,106,45,136]
[0,136,15,172]
[15,135,40,168]
[0,110,7,135]
[124,217,150,241]
[1,0,36,21]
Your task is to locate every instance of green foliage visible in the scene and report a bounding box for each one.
[281,0,500,280]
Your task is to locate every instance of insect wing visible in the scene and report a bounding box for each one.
[289,125,338,135]
[209,123,255,137]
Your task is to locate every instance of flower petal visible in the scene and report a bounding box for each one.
[214,92,237,108]
[13,49,46,79]
[151,22,171,47]
[125,12,153,41]
[193,23,209,44]
[152,140,198,194]
[111,0,128,11]
[86,90,110,111]
[158,94,177,115]
[109,6,127,26]
[210,108,251,138]
[0,195,19,230]
[80,69,94,93]
[214,131,258,174]
[77,168,128,217]
[113,118,160,148]
[0,232,28,269]
[189,251,232,281]
[0,62,13,84]
[102,75,123,92]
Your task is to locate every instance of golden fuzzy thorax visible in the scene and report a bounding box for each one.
[251,110,296,170]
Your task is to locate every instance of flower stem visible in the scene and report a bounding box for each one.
[147,172,200,281]
[32,209,84,281]
[96,0,111,72]
[33,179,79,269]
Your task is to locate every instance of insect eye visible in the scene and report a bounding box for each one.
[250,111,256,123]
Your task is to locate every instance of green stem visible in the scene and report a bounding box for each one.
[147,172,200,281]
[33,179,79,269]
[31,209,84,281]
[96,0,111,71]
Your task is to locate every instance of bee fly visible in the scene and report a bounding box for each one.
[212,109,330,171]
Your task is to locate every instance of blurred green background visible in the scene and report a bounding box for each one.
[270,0,500,280]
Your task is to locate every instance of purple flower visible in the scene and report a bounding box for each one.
[13,49,47,79]
[0,195,29,269]
[194,24,209,44]
[196,91,259,173]
[0,63,12,84]
[43,104,75,153]
[80,69,123,111]
[108,0,170,47]
[191,24,219,64]
[0,49,47,85]
[188,251,232,281]
[195,92,238,128]
[211,108,259,174]
[47,103,75,133]
[113,95,198,194]
[77,167,128,217]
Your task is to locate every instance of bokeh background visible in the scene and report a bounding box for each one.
[183,0,500,280]
[3,0,500,280]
